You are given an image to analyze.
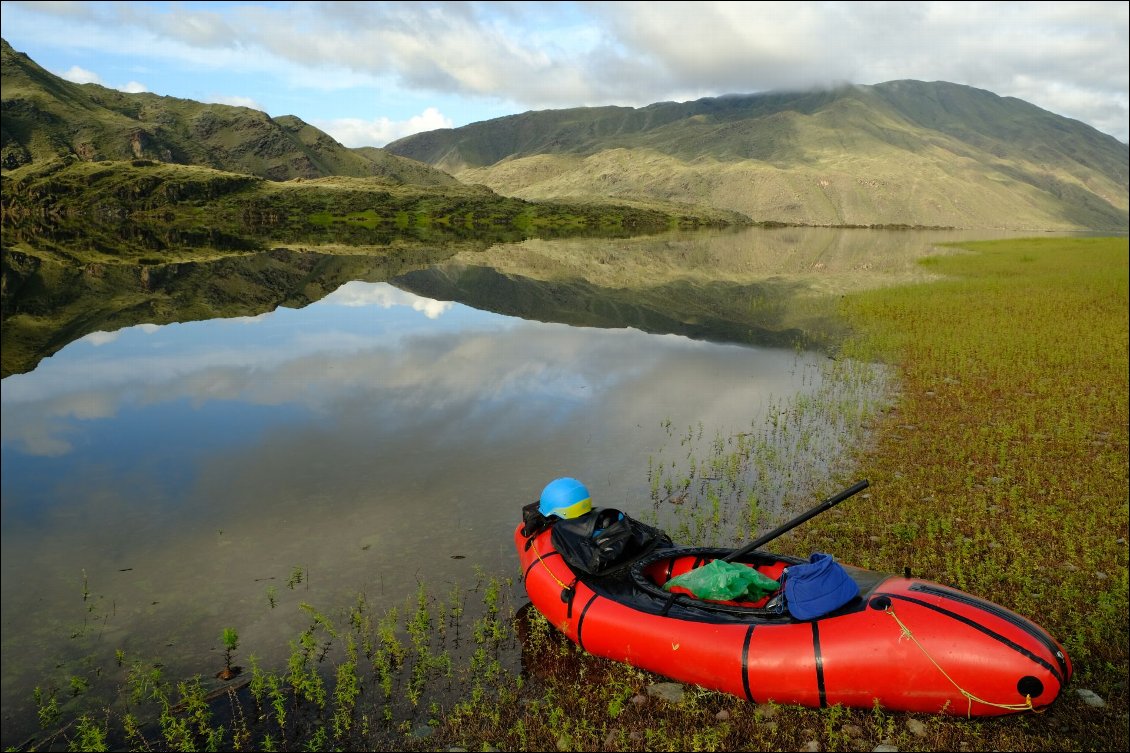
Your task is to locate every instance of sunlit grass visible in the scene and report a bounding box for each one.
[812,237,1128,665]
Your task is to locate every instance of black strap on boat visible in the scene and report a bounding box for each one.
[741,625,757,702]
[811,622,828,708]
[575,592,600,652]
[659,589,681,616]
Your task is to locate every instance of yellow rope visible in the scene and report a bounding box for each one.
[530,536,573,592]
[885,606,1038,717]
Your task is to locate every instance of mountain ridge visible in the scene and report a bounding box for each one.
[0,37,457,186]
[4,36,1125,231]
[385,81,1128,231]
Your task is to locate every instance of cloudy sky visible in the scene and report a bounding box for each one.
[2,1,1126,146]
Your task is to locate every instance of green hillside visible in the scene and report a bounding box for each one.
[386,82,1129,231]
[0,38,455,185]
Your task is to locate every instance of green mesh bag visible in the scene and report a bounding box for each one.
[663,559,780,601]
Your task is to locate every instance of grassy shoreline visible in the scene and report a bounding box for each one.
[11,236,1127,752]
[785,236,1129,751]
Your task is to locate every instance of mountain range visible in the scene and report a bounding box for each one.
[2,38,718,248]
[384,81,1129,231]
[2,37,1127,231]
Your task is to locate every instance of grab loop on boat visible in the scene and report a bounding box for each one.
[883,606,1040,718]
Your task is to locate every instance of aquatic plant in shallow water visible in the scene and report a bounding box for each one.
[646,351,893,548]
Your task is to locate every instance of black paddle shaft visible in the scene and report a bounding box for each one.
[721,479,870,562]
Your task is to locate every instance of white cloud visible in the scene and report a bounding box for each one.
[81,330,120,346]
[229,313,272,324]
[9,423,74,457]
[314,107,454,147]
[4,1,1127,142]
[208,94,265,112]
[80,323,160,347]
[5,0,101,20]
[59,64,102,84]
[322,281,453,318]
[144,4,238,48]
[56,64,147,94]
[586,1,1129,141]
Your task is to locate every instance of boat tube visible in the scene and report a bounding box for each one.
[515,515,1071,717]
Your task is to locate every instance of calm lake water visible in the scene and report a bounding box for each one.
[0,225,1022,743]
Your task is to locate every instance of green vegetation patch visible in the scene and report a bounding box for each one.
[785,236,1128,746]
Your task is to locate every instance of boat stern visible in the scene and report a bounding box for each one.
[844,578,1072,715]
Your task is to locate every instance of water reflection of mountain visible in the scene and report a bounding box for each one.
[1,216,266,259]
[2,213,691,377]
[4,225,1008,378]
[1,245,463,378]
[4,242,815,380]
[391,225,1032,354]
[392,264,817,350]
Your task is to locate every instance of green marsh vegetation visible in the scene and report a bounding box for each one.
[819,237,1128,652]
[0,158,728,262]
[10,237,1127,752]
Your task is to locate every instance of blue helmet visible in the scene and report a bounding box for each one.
[539,477,592,519]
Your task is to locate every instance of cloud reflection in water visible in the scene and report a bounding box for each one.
[0,281,823,712]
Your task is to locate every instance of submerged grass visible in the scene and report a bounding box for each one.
[9,236,1127,752]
